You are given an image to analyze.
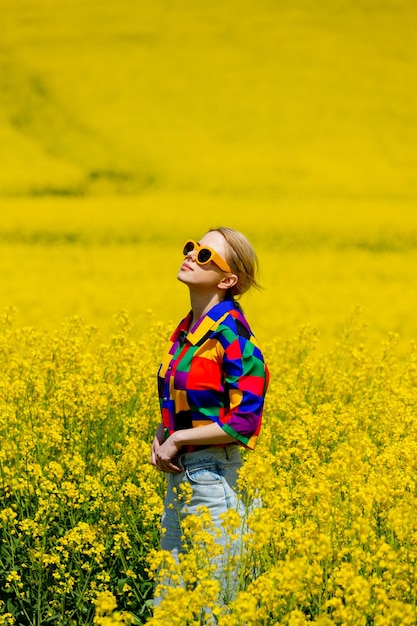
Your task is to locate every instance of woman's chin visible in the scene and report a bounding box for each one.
[177,270,190,284]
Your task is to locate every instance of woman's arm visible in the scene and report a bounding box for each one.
[153,423,236,473]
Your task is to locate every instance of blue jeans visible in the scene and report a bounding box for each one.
[157,445,244,605]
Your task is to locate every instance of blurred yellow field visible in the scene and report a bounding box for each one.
[2,0,417,199]
[2,0,417,348]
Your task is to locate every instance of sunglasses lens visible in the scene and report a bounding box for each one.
[183,241,195,255]
[198,248,212,264]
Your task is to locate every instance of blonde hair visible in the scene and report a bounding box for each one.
[209,226,261,298]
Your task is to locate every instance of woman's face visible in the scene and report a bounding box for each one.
[177,231,233,291]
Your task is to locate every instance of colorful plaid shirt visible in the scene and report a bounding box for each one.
[157,299,269,450]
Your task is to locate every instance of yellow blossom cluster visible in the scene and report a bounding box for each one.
[0,309,166,624]
[93,591,134,626]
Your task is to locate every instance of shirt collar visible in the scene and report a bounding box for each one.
[171,299,237,346]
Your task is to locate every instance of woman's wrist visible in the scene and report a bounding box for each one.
[171,430,187,447]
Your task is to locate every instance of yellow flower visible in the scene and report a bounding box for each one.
[93,591,133,625]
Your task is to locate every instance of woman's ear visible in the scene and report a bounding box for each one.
[218,274,238,291]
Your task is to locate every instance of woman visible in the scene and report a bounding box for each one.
[150,226,269,604]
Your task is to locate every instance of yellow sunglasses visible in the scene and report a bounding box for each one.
[182,240,232,273]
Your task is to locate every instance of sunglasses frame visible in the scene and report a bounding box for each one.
[182,239,232,273]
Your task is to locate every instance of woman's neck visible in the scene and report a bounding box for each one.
[189,290,224,329]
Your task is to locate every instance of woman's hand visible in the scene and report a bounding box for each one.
[155,436,182,473]
[150,422,236,473]
[150,424,182,474]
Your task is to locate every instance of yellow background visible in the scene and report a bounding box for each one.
[1,0,417,348]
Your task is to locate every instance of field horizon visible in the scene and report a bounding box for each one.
[1,191,417,356]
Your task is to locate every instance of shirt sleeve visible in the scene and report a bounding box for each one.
[219,321,269,449]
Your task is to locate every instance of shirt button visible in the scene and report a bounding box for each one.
[163,397,168,401]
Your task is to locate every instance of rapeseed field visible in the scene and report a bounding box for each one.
[1,304,417,625]
[2,0,417,624]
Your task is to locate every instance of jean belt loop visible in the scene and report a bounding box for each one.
[225,446,230,460]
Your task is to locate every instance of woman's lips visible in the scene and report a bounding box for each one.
[181,262,193,271]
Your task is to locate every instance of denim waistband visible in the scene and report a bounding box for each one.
[177,444,241,468]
